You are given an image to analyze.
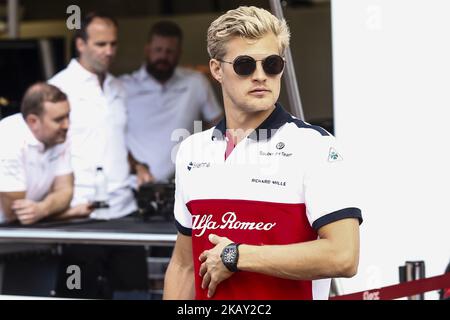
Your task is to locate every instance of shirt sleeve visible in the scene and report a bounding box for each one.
[198,74,223,122]
[173,141,193,236]
[304,134,363,231]
[0,144,26,192]
[54,141,73,176]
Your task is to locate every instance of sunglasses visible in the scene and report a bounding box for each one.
[217,54,285,76]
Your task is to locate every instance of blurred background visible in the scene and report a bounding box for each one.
[0,0,334,131]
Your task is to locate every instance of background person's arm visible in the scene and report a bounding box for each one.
[128,152,155,185]
[0,191,25,223]
[163,233,195,300]
[42,173,74,216]
[51,203,93,221]
[13,173,74,224]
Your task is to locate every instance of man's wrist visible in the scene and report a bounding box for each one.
[37,201,50,219]
[135,161,149,172]
[221,243,241,272]
[236,244,254,272]
[137,162,149,169]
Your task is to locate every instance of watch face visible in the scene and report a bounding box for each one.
[223,247,236,263]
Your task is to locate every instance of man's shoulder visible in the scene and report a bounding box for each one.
[177,67,208,83]
[270,117,336,158]
[0,114,27,152]
[0,113,25,132]
[48,66,72,89]
[119,67,149,93]
[107,73,125,90]
[178,128,215,154]
[282,117,332,140]
[119,67,141,82]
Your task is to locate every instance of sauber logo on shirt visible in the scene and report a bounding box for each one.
[187,161,210,171]
[192,212,277,237]
[328,147,343,162]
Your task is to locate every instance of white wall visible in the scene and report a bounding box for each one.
[331,0,450,299]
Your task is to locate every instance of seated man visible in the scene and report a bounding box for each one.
[0,83,73,225]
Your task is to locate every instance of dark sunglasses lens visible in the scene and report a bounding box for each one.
[263,55,285,75]
[233,56,256,76]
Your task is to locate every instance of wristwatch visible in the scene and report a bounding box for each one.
[221,243,241,272]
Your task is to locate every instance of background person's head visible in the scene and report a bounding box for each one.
[145,21,183,83]
[21,83,70,148]
[74,12,118,75]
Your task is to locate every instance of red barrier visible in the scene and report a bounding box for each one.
[330,272,450,300]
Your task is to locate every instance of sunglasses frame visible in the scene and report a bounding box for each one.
[216,54,286,76]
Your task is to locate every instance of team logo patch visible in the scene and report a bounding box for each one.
[276,142,285,150]
[187,161,211,171]
[328,147,343,162]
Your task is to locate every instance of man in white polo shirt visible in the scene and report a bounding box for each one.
[0,83,73,225]
[121,21,222,182]
[49,12,151,300]
[49,13,152,220]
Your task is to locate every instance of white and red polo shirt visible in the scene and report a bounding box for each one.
[174,103,362,300]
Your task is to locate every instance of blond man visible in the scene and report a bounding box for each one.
[164,6,362,300]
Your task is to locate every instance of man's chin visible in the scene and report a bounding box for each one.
[245,97,276,111]
[55,136,67,145]
[153,72,174,82]
[94,63,110,74]
[146,65,175,82]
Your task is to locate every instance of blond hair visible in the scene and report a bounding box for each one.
[207,6,290,59]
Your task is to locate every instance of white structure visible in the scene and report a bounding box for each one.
[331,0,450,299]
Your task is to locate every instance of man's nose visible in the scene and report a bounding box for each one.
[252,61,267,82]
[159,50,171,60]
[62,117,70,130]
[105,44,115,56]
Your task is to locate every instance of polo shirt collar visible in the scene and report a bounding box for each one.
[68,58,114,87]
[211,102,291,141]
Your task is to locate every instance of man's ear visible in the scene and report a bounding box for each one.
[75,37,86,55]
[209,59,222,84]
[25,114,39,130]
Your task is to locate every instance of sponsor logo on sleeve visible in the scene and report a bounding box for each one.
[187,161,210,171]
[328,147,343,162]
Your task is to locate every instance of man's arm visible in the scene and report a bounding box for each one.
[128,152,154,185]
[0,191,25,223]
[200,218,360,297]
[13,173,74,225]
[163,233,195,300]
[41,173,74,216]
[237,218,360,279]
